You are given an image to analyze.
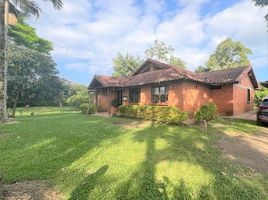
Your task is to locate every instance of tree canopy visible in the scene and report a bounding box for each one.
[206,38,252,71]
[113,53,143,77]
[113,40,187,77]
[8,18,53,53]
[7,42,62,115]
[145,40,187,68]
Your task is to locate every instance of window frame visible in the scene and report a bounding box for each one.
[247,88,250,103]
[151,85,169,103]
[129,87,140,103]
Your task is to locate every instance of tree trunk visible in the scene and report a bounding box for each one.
[11,90,19,118]
[0,0,8,121]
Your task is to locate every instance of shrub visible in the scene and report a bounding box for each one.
[255,86,268,107]
[195,103,217,121]
[118,105,188,125]
[80,103,95,114]
[88,104,96,115]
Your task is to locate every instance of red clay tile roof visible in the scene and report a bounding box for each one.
[89,59,257,89]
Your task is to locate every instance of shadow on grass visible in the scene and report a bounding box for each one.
[115,121,268,200]
[0,114,124,187]
[69,165,109,200]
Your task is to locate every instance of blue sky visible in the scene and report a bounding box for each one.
[28,0,268,85]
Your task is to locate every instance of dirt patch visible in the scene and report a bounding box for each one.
[217,129,268,173]
[2,180,63,200]
[112,120,151,129]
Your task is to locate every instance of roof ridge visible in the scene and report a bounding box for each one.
[196,66,249,74]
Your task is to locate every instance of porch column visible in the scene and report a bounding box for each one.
[107,87,111,115]
[95,89,98,113]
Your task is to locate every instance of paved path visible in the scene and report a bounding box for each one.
[225,110,256,121]
[93,112,110,117]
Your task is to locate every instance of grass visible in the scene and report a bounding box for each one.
[0,107,267,199]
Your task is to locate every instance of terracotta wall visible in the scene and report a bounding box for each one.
[182,81,211,113]
[210,85,234,115]
[233,75,255,115]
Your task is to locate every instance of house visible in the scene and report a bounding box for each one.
[261,81,268,88]
[88,59,258,116]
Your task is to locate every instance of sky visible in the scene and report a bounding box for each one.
[28,0,268,86]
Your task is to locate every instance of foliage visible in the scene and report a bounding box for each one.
[195,103,217,121]
[206,38,252,71]
[87,104,96,115]
[0,109,267,199]
[8,18,53,54]
[255,85,268,107]
[195,65,209,73]
[111,99,119,107]
[66,84,89,108]
[0,0,63,121]
[118,105,188,125]
[80,103,90,114]
[7,42,63,112]
[8,0,63,17]
[253,0,268,27]
[169,55,186,68]
[80,103,95,115]
[145,40,187,68]
[113,53,143,77]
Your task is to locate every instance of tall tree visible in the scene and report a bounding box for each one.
[145,40,187,68]
[113,53,143,77]
[206,38,252,71]
[9,17,53,53]
[0,0,63,121]
[253,0,268,27]
[7,42,62,116]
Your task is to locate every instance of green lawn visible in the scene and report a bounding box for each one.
[0,108,267,199]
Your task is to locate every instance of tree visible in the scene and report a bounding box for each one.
[113,53,143,77]
[0,0,63,121]
[206,38,252,71]
[145,40,187,68]
[66,84,90,108]
[7,42,62,116]
[253,0,268,27]
[195,66,209,73]
[9,17,53,53]
[169,55,186,68]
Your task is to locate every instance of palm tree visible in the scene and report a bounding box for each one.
[0,0,63,121]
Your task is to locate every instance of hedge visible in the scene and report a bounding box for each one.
[118,105,188,125]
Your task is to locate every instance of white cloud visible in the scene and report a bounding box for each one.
[28,0,268,83]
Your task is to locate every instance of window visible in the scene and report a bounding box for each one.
[247,88,250,103]
[129,88,140,103]
[152,86,168,103]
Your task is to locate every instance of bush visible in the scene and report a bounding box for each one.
[255,86,268,107]
[80,103,96,114]
[118,105,188,125]
[195,103,217,121]
[88,104,96,115]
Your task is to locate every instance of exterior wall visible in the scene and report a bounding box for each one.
[182,81,211,113]
[96,88,109,112]
[233,75,255,115]
[210,85,234,115]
